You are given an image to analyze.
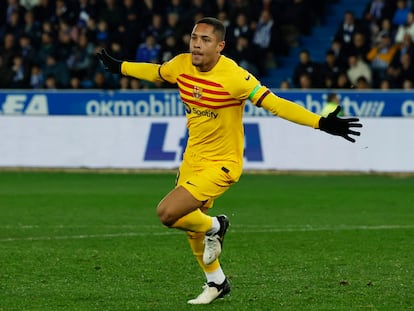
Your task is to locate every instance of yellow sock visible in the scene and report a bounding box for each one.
[171,209,212,232]
[187,231,220,273]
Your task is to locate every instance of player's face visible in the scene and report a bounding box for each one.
[190,23,225,72]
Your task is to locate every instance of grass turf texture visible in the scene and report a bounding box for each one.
[0,171,413,311]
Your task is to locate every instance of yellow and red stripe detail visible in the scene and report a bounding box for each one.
[177,74,242,109]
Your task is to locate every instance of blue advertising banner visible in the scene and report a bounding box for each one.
[0,89,413,117]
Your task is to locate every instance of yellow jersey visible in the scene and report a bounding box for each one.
[159,53,260,164]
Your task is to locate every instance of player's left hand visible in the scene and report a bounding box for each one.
[319,106,362,143]
[97,49,122,74]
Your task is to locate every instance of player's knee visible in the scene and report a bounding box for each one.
[156,203,176,227]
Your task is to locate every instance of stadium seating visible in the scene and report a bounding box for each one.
[262,0,370,88]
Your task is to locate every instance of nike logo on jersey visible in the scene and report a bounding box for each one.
[245,74,251,81]
[186,181,196,187]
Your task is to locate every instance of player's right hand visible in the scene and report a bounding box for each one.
[97,49,122,74]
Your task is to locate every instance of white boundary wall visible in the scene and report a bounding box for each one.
[1,116,413,172]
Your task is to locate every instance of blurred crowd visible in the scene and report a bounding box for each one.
[1,0,412,90]
[0,0,328,90]
[290,0,414,90]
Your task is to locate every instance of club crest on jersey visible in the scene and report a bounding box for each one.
[193,86,203,99]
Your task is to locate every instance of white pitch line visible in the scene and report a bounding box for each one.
[0,224,413,242]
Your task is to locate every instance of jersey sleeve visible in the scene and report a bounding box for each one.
[223,64,263,101]
[259,91,321,128]
[121,62,163,82]
[225,62,321,128]
[158,54,188,84]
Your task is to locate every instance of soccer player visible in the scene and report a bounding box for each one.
[321,93,343,117]
[97,17,362,304]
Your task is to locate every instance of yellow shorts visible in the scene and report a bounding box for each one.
[176,152,242,208]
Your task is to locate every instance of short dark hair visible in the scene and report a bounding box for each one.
[195,17,226,41]
[327,93,338,102]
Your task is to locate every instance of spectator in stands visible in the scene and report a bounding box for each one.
[279,79,291,89]
[334,11,361,50]
[56,22,76,63]
[366,31,400,87]
[216,10,230,29]
[363,0,387,26]
[251,9,278,76]
[371,17,395,47]
[346,53,372,87]
[77,0,98,27]
[4,0,26,26]
[67,33,95,81]
[354,76,371,89]
[22,10,42,46]
[335,72,352,89]
[42,53,70,88]
[387,49,414,88]
[392,0,411,28]
[292,49,323,88]
[44,74,58,89]
[390,32,414,67]
[184,0,214,25]
[95,19,110,46]
[135,34,161,63]
[130,78,142,90]
[141,13,165,43]
[0,55,13,88]
[212,0,231,18]
[297,72,313,89]
[1,9,24,40]
[92,71,111,89]
[69,76,83,89]
[36,30,55,66]
[319,49,344,88]
[362,0,394,36]
[228,0,251,21]
[99,0,123,34]
[281,0,313,36]
[226,12,252,50]
[228,35,258,76]
[32,0,54,24]
[118,0,140,59]
[119,76,131,90]
[379,78,391,89]
[9,53,30,88]
[395,11,414,43]
[29,63,44,89]
[350,31,371,62]
[402,78,413,89]
[51,0,79,26]
[0,33,17,68]
[160,34,181,62]
[329,38,349,68]
[162,12,184,43]
[18,33,36,66]
[165,0,186,19]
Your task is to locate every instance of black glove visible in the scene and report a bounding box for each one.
[97,49,122,74]
[319,106,362,143]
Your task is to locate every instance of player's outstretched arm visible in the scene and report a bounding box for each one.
[96,49,163,82]
[254,90,362,143]
[319,106,362,143]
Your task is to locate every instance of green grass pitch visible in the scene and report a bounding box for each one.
[0,171,413,310]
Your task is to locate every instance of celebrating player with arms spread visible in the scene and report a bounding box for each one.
[98,17,362,304]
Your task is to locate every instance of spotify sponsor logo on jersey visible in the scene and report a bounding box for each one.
[184,103,218,119]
